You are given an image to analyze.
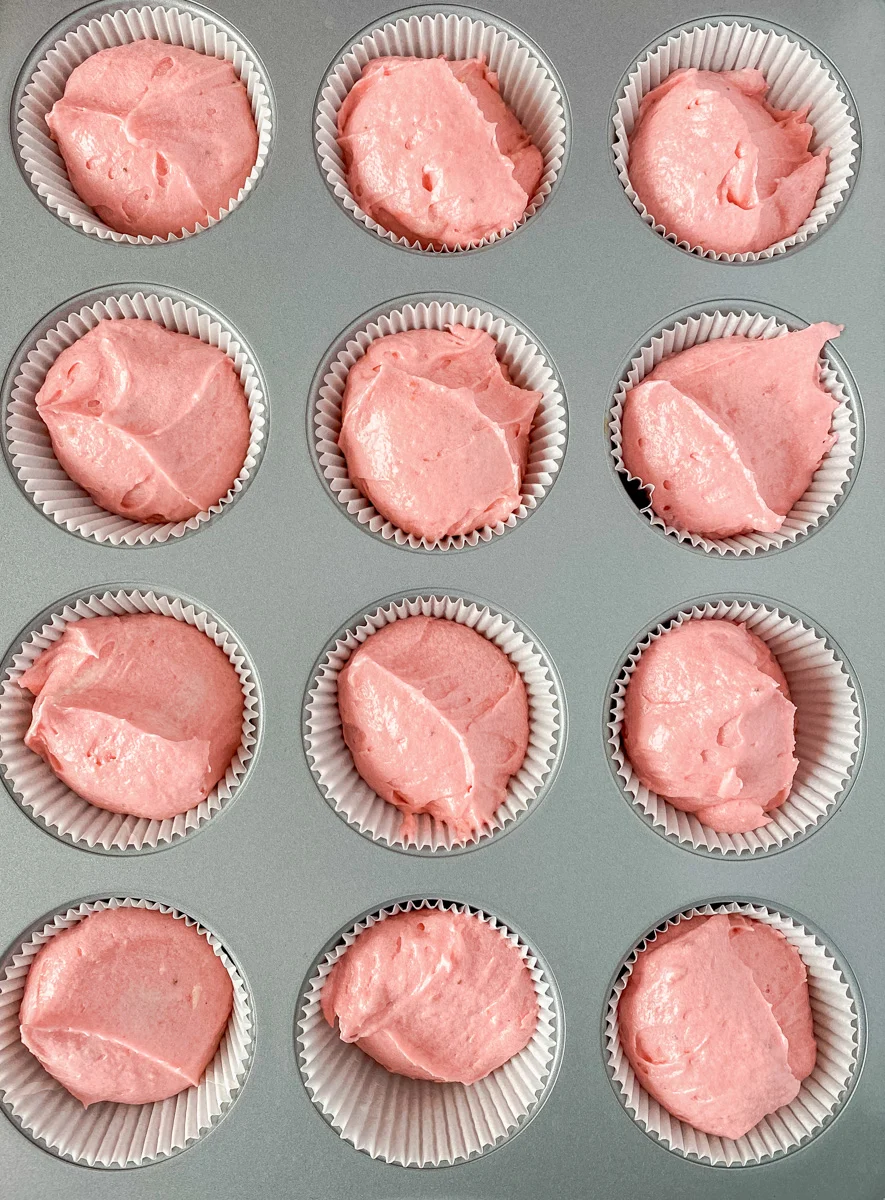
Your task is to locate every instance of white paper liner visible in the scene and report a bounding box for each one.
[16,4,273,245]
[298,898,559,1166]
[313,300,567,550]
[304,594,563,852]
[0,896,253,1167]
[608,600,861,856]
[316,9,567,252]
[605,901,861,1165]
[612,20,858,261]
[0,588,259,853]
[609,310,857,556]
[4,291,267,547]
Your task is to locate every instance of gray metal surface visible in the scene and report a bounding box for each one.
[0,0,882,1196]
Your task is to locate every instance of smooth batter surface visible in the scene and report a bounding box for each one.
[19,613,244,820]
[621,323,840,538]
[322,908,538,1083]
[21,906,233,1107]
[628,68,828,254]
[620,914,816,1139]
[338,56,543,248]
[623,620,797,833]
[48,40,258,238]
[36,320,251,524]
[339,327,540,541]
[337,615,529,843]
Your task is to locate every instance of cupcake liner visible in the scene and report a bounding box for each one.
[0,587,260,853]
[311,298,567,551]
[297,897,561,1166]
[0,896,253,1167]
[15,3,273,245]
[3,288,268,547]
[612,20,859,262]
[303,592,564,853]
[316,7,568,253]
[607,599,862,856]
[608,307,860,556]
[604,900,862,1166]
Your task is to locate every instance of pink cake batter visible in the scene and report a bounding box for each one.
[628,68,829,254]
[619,913,816,1139]
[337,56,544,248]
[621,323,841,538]
[337,615,529,843]
[21,906,233,1107]
[35,320,251,525]
[18,613,244,821]
[47,40,258,238]
[322,908,537,1084]
[339,327,540,542]
[623,619,798,834]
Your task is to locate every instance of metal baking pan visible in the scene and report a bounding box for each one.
[0,0,882,1196]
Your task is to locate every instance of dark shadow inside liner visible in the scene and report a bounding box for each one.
[620,472,651,514]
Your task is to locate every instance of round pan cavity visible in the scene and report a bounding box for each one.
[315,6,568,253]
[303,591,565,854]
[297,896,562,1166]
[310,295,567,551]
[2,286,268,547]
[0,586,261,854]
[605,596,863,857]
[13,2,273,244]
[604,899,863,1165]
[607,303,861,556]
[0,895,254,1167]
[611,17,859,262]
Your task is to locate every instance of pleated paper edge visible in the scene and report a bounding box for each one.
[608,310,857,556]
[5,291,267,547]
[611,19,859,262]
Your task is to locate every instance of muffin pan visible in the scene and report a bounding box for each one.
[0,1,882,1197]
